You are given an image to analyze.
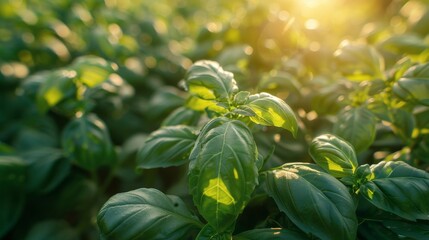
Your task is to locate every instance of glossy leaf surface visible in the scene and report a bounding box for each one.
[246,92,298,136]
[309,134,357,178]
[137,125,197,169]
[188,117,258,232]
[264,163,357,240]
[358,161,429,221]
[98,188,202,240]
[393,63,429,106]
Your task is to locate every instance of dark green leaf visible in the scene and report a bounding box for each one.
[97,188,202,240]
[61,114,116,170]
[196,224,232,240]
[137,126,197,169]
[25,220,79,240]
[264,163,357,240]
[358,161,429,221]
[234,228,308,240]
[382,220,429,240]
[188,117,258,232]
[393,63,429,106]
[162,107,201,127]
[358,221,401,240]
[246,92,298,136]
[309,134,357,178]
[333,107,377,152]
[0,156,26,238]
[334,43,385,81]
[185,60,238,101]
[21,148,70,194]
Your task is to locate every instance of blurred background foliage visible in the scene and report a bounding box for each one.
[1,0,429,239]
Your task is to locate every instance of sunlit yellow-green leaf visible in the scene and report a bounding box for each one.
[71,56,116,88]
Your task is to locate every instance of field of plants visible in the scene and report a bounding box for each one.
[1,0,429,239]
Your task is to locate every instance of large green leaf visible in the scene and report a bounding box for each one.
[264,163,357,240]
[61,114,116,170]
[245,92,298,136]
[382,220,429,240]
[21,148,70,194]
[97,188,203,240]
[188,117,258,233]
[393,63,429,106]
[185,60,238,101]
[333,107,377,152]
[0,156,26,238]
[309,134,358,178]
[358,161,429,221]
[36,69,77,112]
[234,228,308,240]
[137,125,197,169]
[334,43,385,81]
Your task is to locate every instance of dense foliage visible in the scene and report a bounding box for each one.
[1,0,429,239]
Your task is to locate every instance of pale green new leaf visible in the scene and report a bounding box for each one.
[333,107,377,152]
[393,63,429,106]
[61,114,116,170]
[358,161,429,221]
[264,163,358,240]
[188,117,258,232]
[185,60,238,101]
[137,126,197,169]
[246,92,298,136]
[309,134,358,178]
[97,188,203,240]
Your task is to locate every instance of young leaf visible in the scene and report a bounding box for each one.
[97,188,203,240]
[62,114,116,170]
[137,126,197,169]
[393,63,429,106]
[234,228,308,240]
[188,117,258,233]
[0,156,26,238]
[264,163,358,240]
[309,134,358,178]
[245,92,298,136]
[333,107,377,152]
[185,60,238,101]
[358,161,429,221]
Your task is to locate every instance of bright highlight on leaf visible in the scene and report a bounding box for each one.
[203,178,235,205]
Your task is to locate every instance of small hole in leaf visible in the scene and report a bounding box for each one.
[174,203,179,207]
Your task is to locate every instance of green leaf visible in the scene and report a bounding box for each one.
[188,117,258,232]
[380,34,429,55]
[21,148,70,194]
[234,228,308,240]
[36,69,77,112]
[358,161,429,221]
[25,220,79,240]
[137,126,197,169]
[196,224,232,240]
[382,220,429,240]
[0,156,26,238]
[264,163,357,240]
[97,188,202,240]
[162,106,201,127]
[334,43,385,81]
[61,114,116,170]
[309,134,358,178]
[333,107,377,152]
[185,60,238,101]
[71,55,116,88]
[245,92,298,136]
[358,221,401,240]
[393,63,429,106]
